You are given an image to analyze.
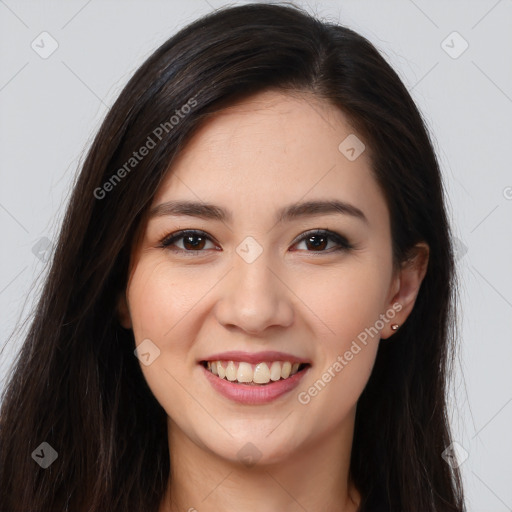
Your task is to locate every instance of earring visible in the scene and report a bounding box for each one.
[391,324,399,331]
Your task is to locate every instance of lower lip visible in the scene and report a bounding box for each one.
[200,363,310,405]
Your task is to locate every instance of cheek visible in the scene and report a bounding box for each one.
[127,260,207,345]
[293,263,387,421]
[126,262,203,406]
[126,258,236,419]
[295,260,389,345]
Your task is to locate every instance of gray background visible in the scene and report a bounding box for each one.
[1,1,511,510]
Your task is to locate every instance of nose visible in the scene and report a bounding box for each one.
[214,251,294,335]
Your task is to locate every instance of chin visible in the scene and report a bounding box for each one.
[206,431,301,468]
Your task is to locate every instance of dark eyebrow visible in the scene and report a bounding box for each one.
[149,199,368,225]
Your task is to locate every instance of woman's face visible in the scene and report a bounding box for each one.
[120,90,407,466]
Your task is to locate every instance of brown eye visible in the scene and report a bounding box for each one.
[181,233,207,250]
[161,230,216,252]
[160,229,352,255]
[304,234,329,251]
[293,229,352,253]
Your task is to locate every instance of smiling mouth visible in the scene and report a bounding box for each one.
[201,360,310,386]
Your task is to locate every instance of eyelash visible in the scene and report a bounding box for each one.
[158,229,353,255]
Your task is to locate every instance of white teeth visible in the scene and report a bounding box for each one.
[270,361,281,381]
[237,362,253,383]
[281,361,292,379]
[205,360,306,385]
[253,362,271,384]
[226,361,237,381]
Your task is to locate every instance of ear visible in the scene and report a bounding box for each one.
[116,291,132,329]
[381,242,429,339]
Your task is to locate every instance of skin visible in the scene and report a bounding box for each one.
[117,89,429,512]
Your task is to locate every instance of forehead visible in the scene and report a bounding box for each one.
[152,90,387,228]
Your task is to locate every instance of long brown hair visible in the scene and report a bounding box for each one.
[0,3,464,511]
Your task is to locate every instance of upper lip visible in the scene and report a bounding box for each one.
[200,350,311,365]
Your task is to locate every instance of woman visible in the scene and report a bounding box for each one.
[0,3,465,511]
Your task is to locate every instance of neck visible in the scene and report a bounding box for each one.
[159,408,361,512]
